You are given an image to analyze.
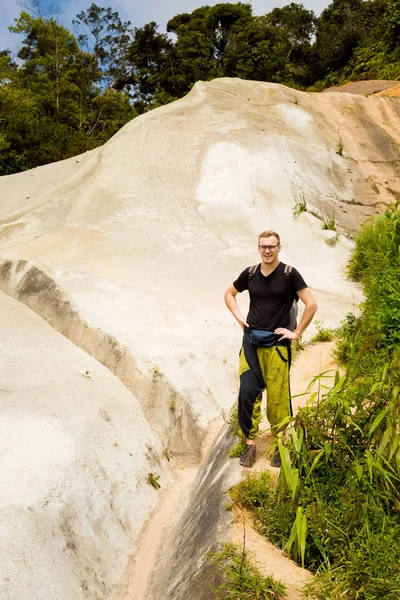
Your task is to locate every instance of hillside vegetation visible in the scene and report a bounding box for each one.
[1,0,400,175]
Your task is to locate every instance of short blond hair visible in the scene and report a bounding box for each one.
[258,230,280,245]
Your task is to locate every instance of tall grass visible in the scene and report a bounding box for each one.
[208,543,286,599]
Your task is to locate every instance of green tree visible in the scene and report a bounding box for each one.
[205,3,253,70]
[339,0,398,81]
[68,87,135,155]
[265,2,317,85]
[166,4,253,94]
[9,12,97,125]
[347,203,400,347]
[73,3,133,89]
[0,12,133,174]
[122,21,177,111]
[267,2,316,57]
[386,0,400,43]
[314,0,376,76]
[0,51,18,87]
[167,6,219,92]
[228,16,287,82]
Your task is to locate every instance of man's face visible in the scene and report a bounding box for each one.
[258,236,280,264]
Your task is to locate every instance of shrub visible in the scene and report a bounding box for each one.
[208,543,286,600]
[311,320,335,343]
[229,407,246,457]
[322,212,337,231]
[292,185,308,218]
[346,203,400,351]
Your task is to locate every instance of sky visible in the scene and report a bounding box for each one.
[1,0,331,57]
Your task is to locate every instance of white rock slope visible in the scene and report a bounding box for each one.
[0,292,170,600]
[0,78,399,598]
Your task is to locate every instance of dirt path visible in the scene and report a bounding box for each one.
[119,415,226,600]
[291,340,337,413]
[120,464,198,600]
[121,342,337,600]
[231,506,312,600]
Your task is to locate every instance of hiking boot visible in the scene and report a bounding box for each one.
[270,449,281,468]
[239,444,256,468]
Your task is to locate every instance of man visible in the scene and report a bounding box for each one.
[224,230,318,468]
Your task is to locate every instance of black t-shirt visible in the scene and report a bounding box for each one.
[233,262,307,331]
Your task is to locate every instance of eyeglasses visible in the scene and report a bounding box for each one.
[258,244,278,251]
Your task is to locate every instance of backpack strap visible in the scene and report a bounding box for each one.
[284,264,294,296]
[284,264,292,279]
[248,264,258,280]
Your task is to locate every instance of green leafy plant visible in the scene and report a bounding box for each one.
[208,543,286,599]
[230,471,274,509]
[346,203,400,350]
[229,407,246,457]
[292,185,308,218]
[322,211,337,231]
[230,440,247,458]
[285,505,307,567]
[311,320,335,343]
[334,312,358,365]
[146,472,161,489]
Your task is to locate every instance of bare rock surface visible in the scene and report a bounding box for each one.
[0,291,170,600]
[376,83,400,98]
[322,230,337,246]
[323,80,400,96]
[0,78,399,598]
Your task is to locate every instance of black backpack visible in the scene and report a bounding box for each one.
[248,263,298,331]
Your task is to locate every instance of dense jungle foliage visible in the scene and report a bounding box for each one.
[231,204,400,599]
[1,0,400,175]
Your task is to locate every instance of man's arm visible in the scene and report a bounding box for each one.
[275,287,318,341]
[224,285,249,331]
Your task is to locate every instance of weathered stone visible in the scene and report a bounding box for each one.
[147,423,241,600]
[323,230,338,246]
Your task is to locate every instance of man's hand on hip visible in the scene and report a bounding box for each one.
[238,316,250,331]
[274,327,299,341]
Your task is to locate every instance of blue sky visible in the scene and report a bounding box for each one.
[1,0,331,57]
